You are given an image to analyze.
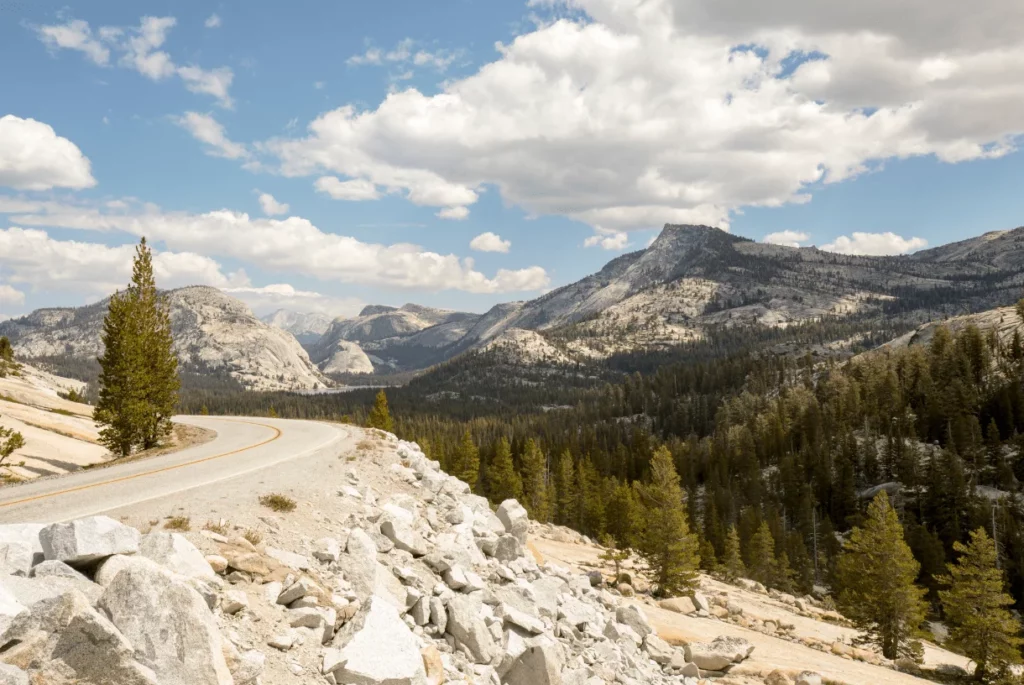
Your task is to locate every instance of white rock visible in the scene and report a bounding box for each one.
[312,537,341,563]
[139,532,216,580]
[40,516,140,566]
[496,500,530,545]
[795,672,823,685]
[97,556,234,685]
[503,644,563,685]
[51,603,160,685]
[446,595,499,664]
[29,559,87,581]
[684,636,754,671]
[0,665,27,685]
[221,590,248,615]
[0,543,34,577]
[326,595,427,685]
[265,546,310,571]
[380,519,430,557]
[615,604,652,638]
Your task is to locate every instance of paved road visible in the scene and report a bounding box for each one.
[0,416,349,523]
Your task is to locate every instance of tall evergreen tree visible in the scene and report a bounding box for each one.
[95,238,180,456]
[723,525,745,581]
[553,449,577,526]
[520,438,550,521]
[939,528,1022,682]
[486,437,522,504]
[451,429,480,490]
[0,336,17,377]
[835,492,927,660]
[636,446,701,596]
[367,390,394,433]
[747,521,776,586]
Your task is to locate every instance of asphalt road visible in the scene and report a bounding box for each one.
[0,416,349,524]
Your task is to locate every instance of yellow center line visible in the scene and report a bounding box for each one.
[0,420,282,509]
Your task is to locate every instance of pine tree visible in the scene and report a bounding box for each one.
[599,533,630,584]
[835,492,927,660]
[939,528,1022,682]
[366,390,394,433]
[723,525,745,581]
[520,438,550,521]
[486,437,522,504]
[0,420,26,467]
[95,238,180,456]
[0,336,18,377]
[452,429,480,490]
[553,449,577,526]
[636,446,701,597]
[747,521,776,586]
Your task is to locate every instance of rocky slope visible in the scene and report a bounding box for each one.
[0,287,328,392]
[261,310,333,346]
[309,304,479,375]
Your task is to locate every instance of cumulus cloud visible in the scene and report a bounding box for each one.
[173,112,249,160]
[0,116,96,191]
[204,14,221,29]
[584,232,629,250]
[0,284,25,306]
[264,0,1024,237]
[763,230,811,247]
[0,227,237,295]
[258,192,289,216]
[437,206,469,220]
[470,232,512,253]
[2,200,551,294]
[314,176,381,201]
[36,16,234,107]
[821,231,927,255]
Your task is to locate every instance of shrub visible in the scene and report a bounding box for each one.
[259,493,296,513]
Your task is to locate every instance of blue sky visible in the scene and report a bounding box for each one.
[1,0,1023,320]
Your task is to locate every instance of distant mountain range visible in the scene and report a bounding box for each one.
[5,224,1024,390]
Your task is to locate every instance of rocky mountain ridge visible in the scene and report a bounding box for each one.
[0,286,327,392]
[261,310,333,346]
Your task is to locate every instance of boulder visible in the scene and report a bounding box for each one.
[683,636,754,671]
[0,543,34,577]
[0,583,28,641]
[312,537,341,563]
[503,644,563,685]
[139,533,216,580]
[380,519,430,557]
[221,590,248,614]
[324,595,427,685]
[765,672,792,685]
[658,597,697,615]
[0,524,44,559]
[29,560,87,581]
[340,529,379,601]
[51,606,159,685]
[97,557,233,685]
[496,500,530,544]
[264,546,309,571]
[39,516,140,566]
[0,665,27,685]
[691,591,711,612]
[230,650,265,685]
[643,634,678,665]
[494,535,523,562]
[615,605,652,638]
[446,595,499,664]
[219,547,271,576]
[586,570,604,587]
[795,672,823,685]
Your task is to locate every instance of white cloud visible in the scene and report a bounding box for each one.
[173,112,249,159]
[3,201,551,294]
[37,18,110,65]
[584,232,629,250]
[258,192,289,216]
[314,176,381,201]
[36,16,234,107]
[0,115,96,191]
[821,231,927,255]
[204,14,221,29]
[763,230,811,247]
[0,284,25,306]
[347,39,461,73]
[265,0,1024,232]
[223,283,364,317]
[470,232,512,253]
[0,227,236,295]
[437,206,469,220]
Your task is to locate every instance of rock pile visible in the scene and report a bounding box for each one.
[0,434,759,684]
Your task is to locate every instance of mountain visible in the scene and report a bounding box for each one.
[308,304,480,375]
[0,286,328,391]
[260,309,332,345]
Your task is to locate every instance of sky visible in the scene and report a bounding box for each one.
[2,0,1023,321]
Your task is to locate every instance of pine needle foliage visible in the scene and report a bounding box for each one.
[939,528,1023,682]
[636,446,701,597]
[836,492,927,660]
[486,436,522,504]
[367,390,394,433]
[95,238,180,456]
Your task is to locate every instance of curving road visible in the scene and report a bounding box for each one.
[0,416,349,524]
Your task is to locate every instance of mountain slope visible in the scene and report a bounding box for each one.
[0,287,328,391]
[261,309,332,345]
